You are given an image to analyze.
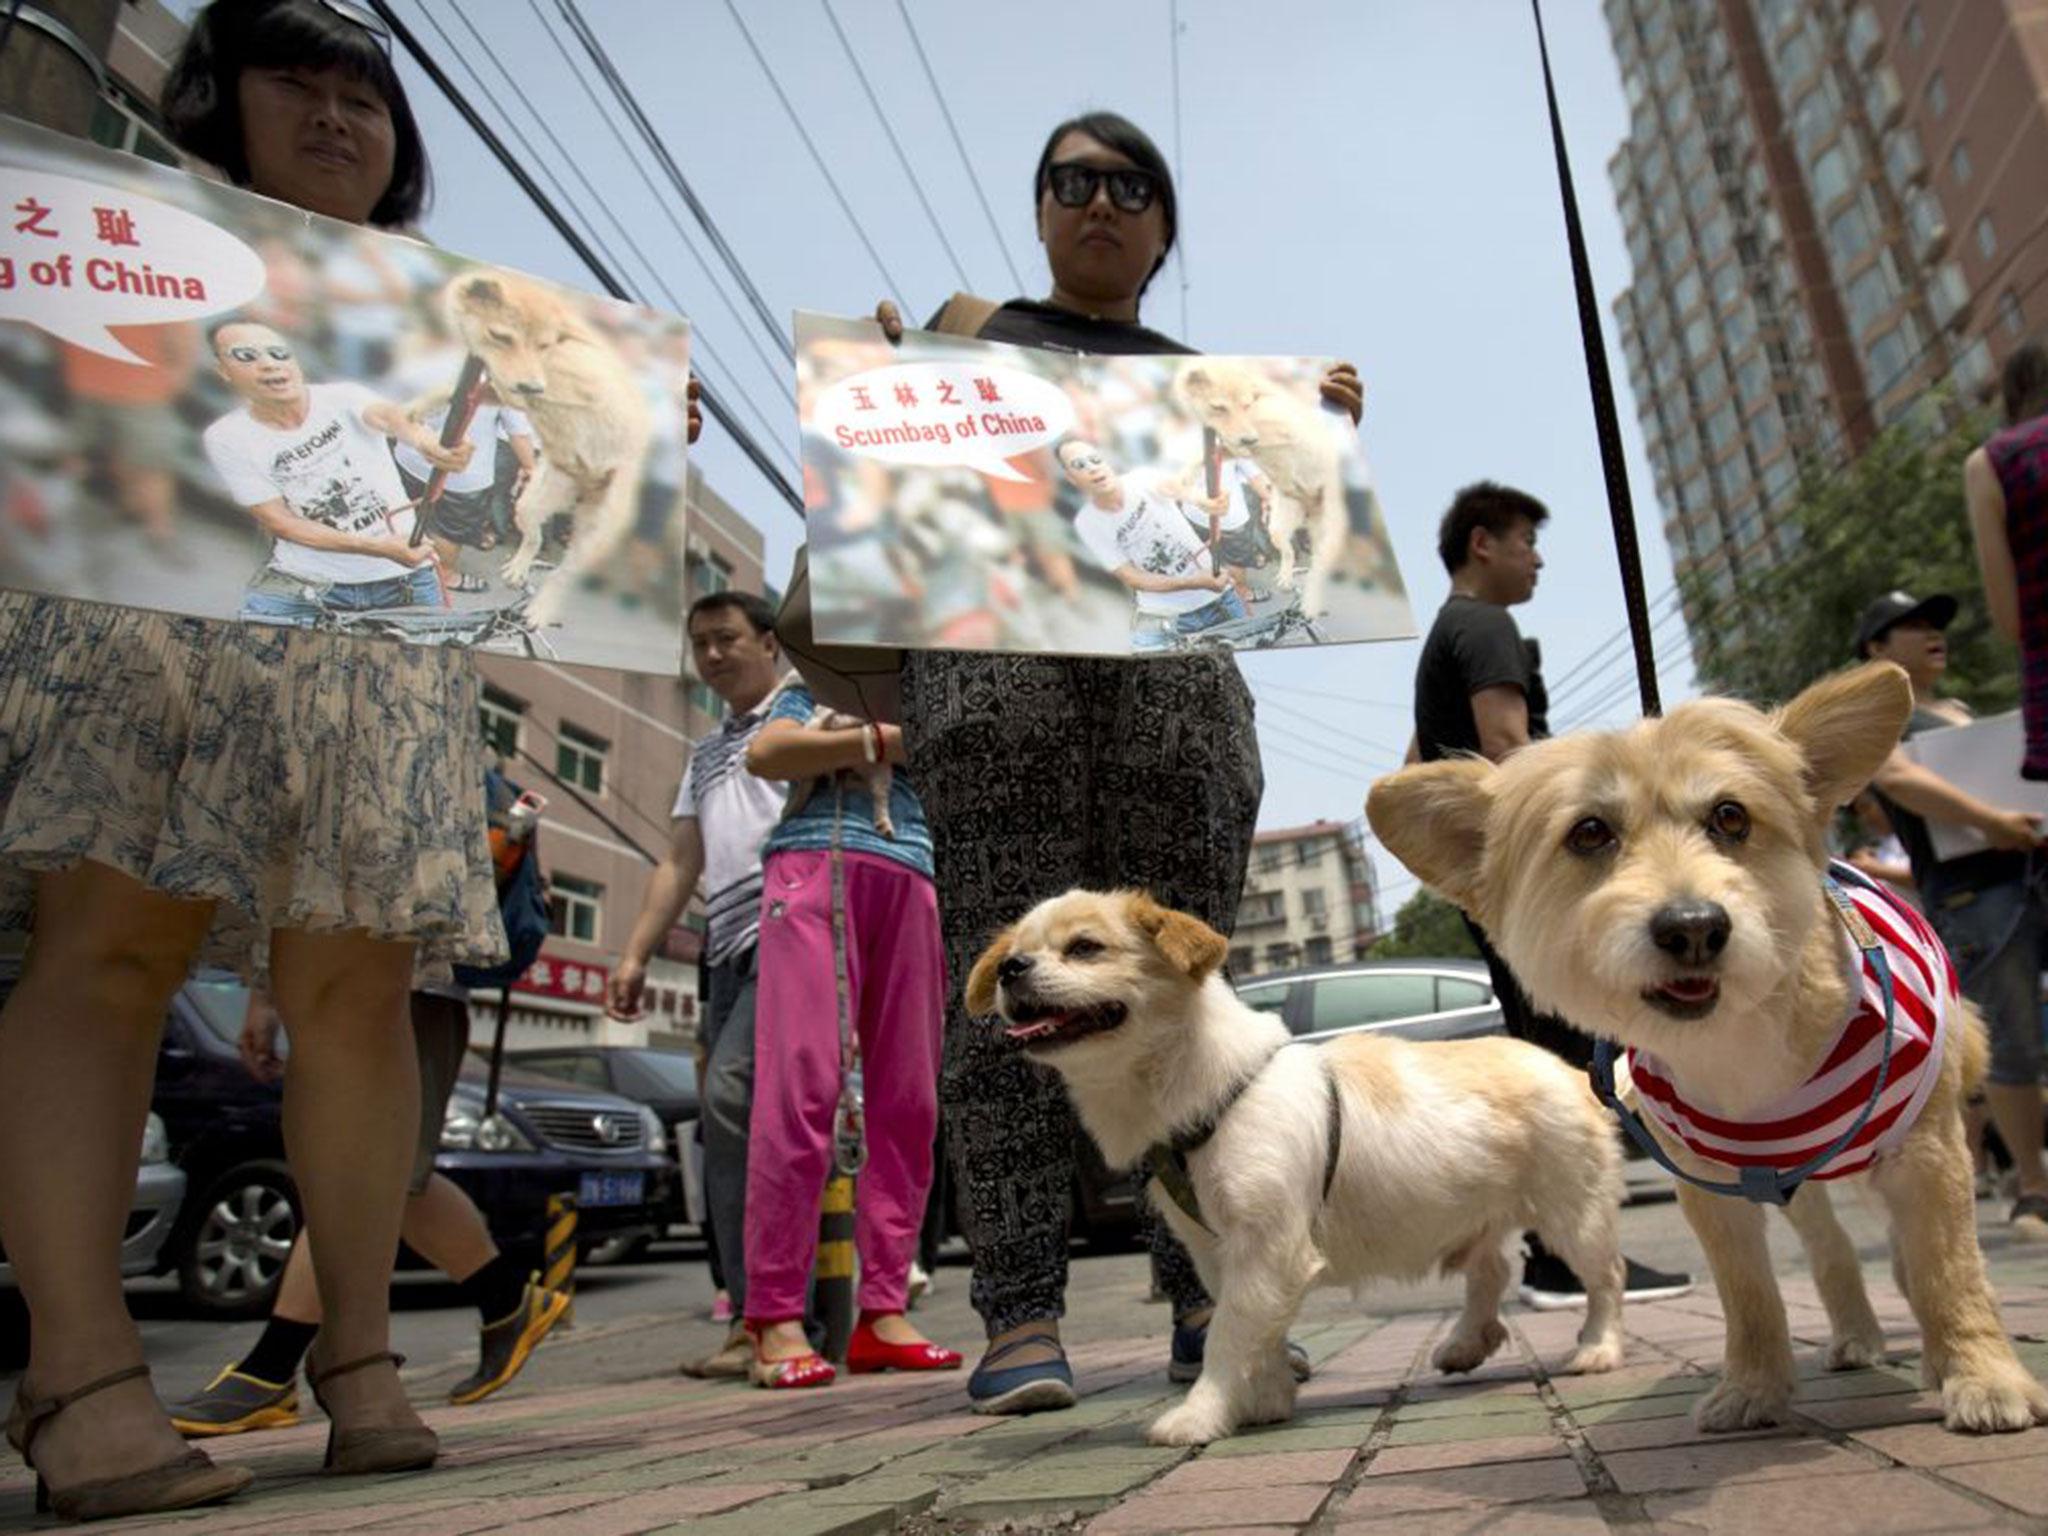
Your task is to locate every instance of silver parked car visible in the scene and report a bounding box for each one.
[1236,959,1503,1043]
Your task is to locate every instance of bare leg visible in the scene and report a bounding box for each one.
[113,464,178,546]
[269,927,420,1434]
[400,1174,499,1285]
[1781,1182,1884,1369]
[0,864,214,1488]
[1677,1181,1795,1430]
[1985,1083,2048,1201]
[271,1232,321,1324]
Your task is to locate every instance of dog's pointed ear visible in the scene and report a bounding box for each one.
[1774,662,1913,817]
[1366,760,1495,914]
[1175,362,1211,402]
[1129,893,1229,982]
[965,923,1017,1018]
[460,275,503,308]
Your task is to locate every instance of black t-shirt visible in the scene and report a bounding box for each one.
[1413,595,1543,761]
[928,297,1191,358]
[1872,705,2026,899]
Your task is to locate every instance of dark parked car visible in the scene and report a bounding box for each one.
[506,1047,699,1258]
[153,975,674,1317]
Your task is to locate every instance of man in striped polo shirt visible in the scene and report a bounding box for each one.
[611,591,789,1374]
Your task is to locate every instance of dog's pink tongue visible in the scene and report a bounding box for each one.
[1661,978,1718,1002]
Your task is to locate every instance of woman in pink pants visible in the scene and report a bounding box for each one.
[740,683,959,1388]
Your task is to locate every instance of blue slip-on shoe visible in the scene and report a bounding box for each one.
[967,1329,1077,1416]
[1168,1321,1313,1385]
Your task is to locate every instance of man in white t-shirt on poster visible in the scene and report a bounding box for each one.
[1174,451,1279,603]
[201,320,472,624]
[1056,437,1247,652]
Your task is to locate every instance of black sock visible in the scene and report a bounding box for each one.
[239,1317,318,1384]
[458,1254,528,1326]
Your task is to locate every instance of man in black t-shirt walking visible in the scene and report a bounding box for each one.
[1407,482,1692,1310]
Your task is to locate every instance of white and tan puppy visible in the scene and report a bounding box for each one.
[1368,662,2048,1435]
[967,891,1624,1446]
[443,270,652,627]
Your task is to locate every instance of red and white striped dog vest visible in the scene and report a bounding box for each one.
[1626,863,1958,1182]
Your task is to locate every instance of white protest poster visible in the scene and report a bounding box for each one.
[795,310,1413,658]
[1899,711,2048,861]
[0,115,692,673]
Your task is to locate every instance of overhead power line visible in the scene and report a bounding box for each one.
[432,0,795,468]
[820,0,972,292]
[369,0,803,518]
[554,0,796,365]
[895,0,1025,295]
[721,0,906,306]
[521,0,801,418]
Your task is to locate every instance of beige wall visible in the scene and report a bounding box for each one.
[1231,823,1379,978]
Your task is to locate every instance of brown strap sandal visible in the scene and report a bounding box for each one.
[6,1363,253,1521]
[306,1351,438,1476]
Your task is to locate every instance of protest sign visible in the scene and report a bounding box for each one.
[796,309,1412,659]
[1899,711,2048,862]
[0,115,693,674]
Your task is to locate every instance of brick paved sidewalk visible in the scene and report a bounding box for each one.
[4,1246,2044,1533]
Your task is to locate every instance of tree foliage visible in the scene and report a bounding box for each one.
[1691,403,2017,716]
[1369,888,1481,960]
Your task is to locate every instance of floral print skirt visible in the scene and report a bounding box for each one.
[0,592,506,978]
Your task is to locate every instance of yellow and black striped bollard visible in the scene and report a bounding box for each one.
[816,1173,856,1362]
[544,1192,578,1329]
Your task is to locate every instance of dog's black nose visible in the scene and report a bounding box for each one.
[997,955,1035,985]
[1649,901,1731,966]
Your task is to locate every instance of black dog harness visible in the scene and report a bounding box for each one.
[1145,1044,1343,1235]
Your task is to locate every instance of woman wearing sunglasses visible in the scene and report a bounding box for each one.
[0,0,512,1518]
[875,111,1363,1415]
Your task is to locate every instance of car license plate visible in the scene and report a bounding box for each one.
[577,1172,644,1208]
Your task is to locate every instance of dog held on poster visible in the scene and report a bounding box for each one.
[1367,661,2048,1435]
[1174,360,1348,619]
[966,890,1625,1446]
[441,269,652,627]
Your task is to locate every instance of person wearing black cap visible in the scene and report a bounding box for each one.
[1860,589,2048,1241]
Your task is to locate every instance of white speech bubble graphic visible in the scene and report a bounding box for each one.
[815,361,1074,483]
[0,170,267,363]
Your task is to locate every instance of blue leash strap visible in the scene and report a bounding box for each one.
[1588,875,1897,1206]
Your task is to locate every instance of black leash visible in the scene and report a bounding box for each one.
[1147,1044,1342,1235]
[1531,0,1660,718]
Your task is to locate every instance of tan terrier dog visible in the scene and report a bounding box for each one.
[1368,662,2048,1435]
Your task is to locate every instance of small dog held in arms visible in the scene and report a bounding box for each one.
[768,681,894,837]
[966,890,1626,1446]
[1368,661,2048,1435]
[441,270,652,627]
[1174,360,1349,619]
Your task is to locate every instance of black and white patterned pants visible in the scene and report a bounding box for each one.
[901,649,1264,1336]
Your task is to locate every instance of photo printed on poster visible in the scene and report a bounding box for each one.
[0,116,693,674]
[797,309,1413,659]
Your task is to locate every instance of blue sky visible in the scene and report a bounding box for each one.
[177,0,1698,907]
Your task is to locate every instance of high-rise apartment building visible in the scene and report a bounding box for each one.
[1605,0,2048,667]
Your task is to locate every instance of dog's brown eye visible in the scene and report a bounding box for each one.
[1565,817,1617,856]
[1708,801,1751,843]
[1063,936,1104,959]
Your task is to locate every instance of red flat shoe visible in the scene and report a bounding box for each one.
[743,1321,835,1390]
[846,1318,963,1375]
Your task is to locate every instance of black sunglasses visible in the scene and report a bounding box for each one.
[1045,161,1161,215]
[227,344,295,364]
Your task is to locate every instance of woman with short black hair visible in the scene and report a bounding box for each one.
[877,110,1362,1415]
[1,0,505,1517]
